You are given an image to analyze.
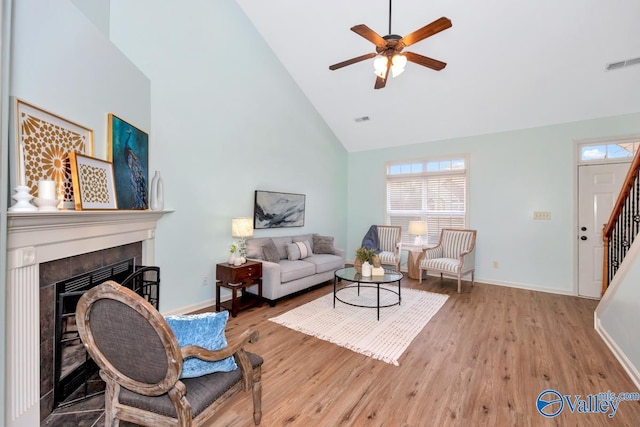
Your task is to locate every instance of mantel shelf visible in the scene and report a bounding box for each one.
[7,209,174,231]
[6,209,174,263]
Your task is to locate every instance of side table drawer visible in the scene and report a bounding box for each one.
[232,263,262,283]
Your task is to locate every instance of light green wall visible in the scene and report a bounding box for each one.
[110,0,348,312]
[348,113,640,293]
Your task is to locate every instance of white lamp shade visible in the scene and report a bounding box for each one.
[407,221,427,236]
[373,56,388,78]
[231,217,254,238]
[391,54,407,78]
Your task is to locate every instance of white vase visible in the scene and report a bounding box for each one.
[361,261,372,277]
[228,253,237,264]
[149,171,164,211]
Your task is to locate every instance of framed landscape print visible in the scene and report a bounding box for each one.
[14,99,93,208]
[108,114,149,210]
[69,153,117,210]
[254,190,306,229]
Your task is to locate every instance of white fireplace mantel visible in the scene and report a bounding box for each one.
[7,210,171,267]
[5,209,171,427]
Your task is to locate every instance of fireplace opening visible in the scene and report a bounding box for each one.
[53,259,160,408]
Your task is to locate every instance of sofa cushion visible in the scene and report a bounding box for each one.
[271,236,293,260]
[292,234,314,250]
[304,254,344,274]
[313,234,335,254]
[246,237,270,260]
[262,239,280,263]
[164,311,237,378]
[286,241,313,260]
[279,260,317,283]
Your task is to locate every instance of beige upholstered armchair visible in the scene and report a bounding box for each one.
[418,228,477,293]
[76,280,263,426]
[376,225,402,272]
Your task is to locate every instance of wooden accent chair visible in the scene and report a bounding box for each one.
[75,280,263,426]
[376,225,402,272]
[418,228,477,293]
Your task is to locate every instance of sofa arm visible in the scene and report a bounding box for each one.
[247,258,280,299]
[333,248,345,260]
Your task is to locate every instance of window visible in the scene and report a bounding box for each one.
[580,141,639,162]
[386,156,468,245]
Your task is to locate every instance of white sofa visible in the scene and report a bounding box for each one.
[244,233,345,305]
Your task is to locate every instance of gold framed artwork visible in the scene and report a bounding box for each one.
[69,153,118,210]
[14,99,94,208]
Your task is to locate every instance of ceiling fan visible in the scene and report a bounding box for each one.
[329,0,452,89]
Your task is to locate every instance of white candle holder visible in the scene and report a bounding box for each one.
[9,186,38,212]
[34,198,59,212]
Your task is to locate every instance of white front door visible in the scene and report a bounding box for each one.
[577,162,630,298]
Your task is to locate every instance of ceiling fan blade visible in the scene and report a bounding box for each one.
[374,61,391,89]
[400,17,452,48]
[329,52,377,70]
[351,24,387,48]
[405,51,447,71]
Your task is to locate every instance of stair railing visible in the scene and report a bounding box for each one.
[602,150,640,295]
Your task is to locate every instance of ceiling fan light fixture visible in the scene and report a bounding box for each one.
[373,55,388,77]
[391,54,407,77]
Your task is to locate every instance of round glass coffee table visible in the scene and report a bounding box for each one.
[333,267,403,320]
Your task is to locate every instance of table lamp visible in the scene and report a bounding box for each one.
[408,221,427,246]
[231,217,254,259]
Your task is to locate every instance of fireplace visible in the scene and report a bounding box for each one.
[52,257,146,409]
[6,210,169,426]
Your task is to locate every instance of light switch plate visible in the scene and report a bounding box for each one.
[533,211,551,220]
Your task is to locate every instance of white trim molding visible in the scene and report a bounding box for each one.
[5,210,171,426]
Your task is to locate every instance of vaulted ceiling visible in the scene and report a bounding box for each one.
[235,0,640,152]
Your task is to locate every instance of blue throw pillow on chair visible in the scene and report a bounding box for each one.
[164,311,237,378]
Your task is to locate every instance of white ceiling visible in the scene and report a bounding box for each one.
[235,0,640,152]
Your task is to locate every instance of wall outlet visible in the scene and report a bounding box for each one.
[533,211,551,220]
[202,276,208,286]
[492,260,499,269]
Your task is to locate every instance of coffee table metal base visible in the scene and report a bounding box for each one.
[333,267,403,320]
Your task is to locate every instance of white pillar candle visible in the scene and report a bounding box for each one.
[38,180,56,200]
[19,142,27,187]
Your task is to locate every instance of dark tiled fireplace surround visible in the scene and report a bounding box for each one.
[6,210,167,427]
[39,242,142,420]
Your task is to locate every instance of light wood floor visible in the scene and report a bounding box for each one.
[206,276,640,426]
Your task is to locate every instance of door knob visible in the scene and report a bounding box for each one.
[580,236,587,241]
[581,226,587,231]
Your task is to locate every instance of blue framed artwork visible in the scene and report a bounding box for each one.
[254,190,305,229]
[108,114,149,210]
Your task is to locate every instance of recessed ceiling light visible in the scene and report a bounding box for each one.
[355,116,370,122]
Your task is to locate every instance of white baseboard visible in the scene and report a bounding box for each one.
[595,317,640,390]
[415,271,578,297]
[161,297,217,316]
[474,277,577,297]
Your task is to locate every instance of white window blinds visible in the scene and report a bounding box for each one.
[386,157,468,245]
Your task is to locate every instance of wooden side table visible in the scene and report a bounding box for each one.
[215,260,262,317]
[405,244,435,279]
[407,248,423,280]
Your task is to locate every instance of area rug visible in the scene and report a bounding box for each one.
[269,285,449,366]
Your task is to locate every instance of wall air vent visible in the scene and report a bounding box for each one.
[354,116,370,123]
[606,56,640,71]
